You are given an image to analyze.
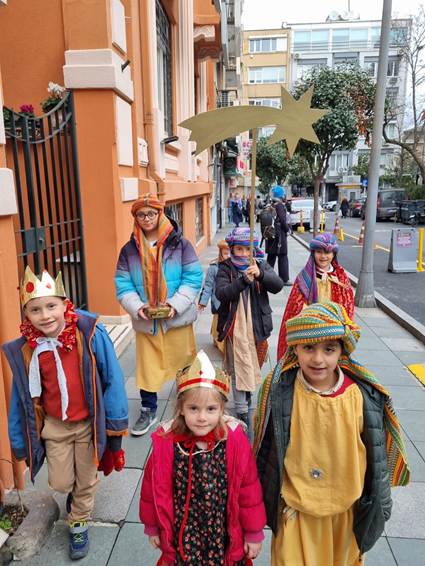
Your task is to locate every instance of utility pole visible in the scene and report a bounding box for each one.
[355,0,392,307]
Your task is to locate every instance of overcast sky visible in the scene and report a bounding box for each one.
[242,0,422,28]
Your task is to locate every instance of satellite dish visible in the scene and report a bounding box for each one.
[327,10,341,21]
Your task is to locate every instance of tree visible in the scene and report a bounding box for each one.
[255,137,291,193]
[351,154,369,180]
[383,9,425,182]
[292,65,376,234]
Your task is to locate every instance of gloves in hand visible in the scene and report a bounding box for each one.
[98,436,125,476]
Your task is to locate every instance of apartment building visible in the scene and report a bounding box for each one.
[290,14,411,200]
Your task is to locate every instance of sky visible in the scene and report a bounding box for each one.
[242,0,422,28]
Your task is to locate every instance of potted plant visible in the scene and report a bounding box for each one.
[41,82,66,113]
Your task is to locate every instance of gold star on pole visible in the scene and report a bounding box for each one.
[179,86,328,157]
[267,87,329,155]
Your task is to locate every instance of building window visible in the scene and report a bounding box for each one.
[349,28,368,47]
[294,30,311,50]
[248,66,286,84]
[390,27,408,47]
[295,60,327,81]
[249,36,287,53]
[387,58,399,77]
[333,53,359,67]
[165,202,183,229]
[364,58,378,77]
[332,28,349,47]
[386,87,399,107]
[311,29,329,48]
[371,27,381,47]
[156,0,173,135]
[195,198,204,242]
[248,98,281,108]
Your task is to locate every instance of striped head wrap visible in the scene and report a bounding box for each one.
[309,232,339,253]
[286,301,359,354]
[254,301,410,488]
[226,227,264,270]
[296,233,339,303]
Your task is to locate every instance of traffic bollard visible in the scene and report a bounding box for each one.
[418,228,425,272]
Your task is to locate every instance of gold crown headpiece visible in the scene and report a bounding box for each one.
[20,265,67,307]
[176,350,230,399]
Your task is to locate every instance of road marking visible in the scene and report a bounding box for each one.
[407,364,425,386]
[343,231,425,266]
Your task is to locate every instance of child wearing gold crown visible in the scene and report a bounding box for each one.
[254,302,410,566]
[140,350,266,565]
[2,267,129,560]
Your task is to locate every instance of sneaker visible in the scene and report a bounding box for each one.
[130,409,157,436]
[69,521,89,560]
[283,280,293,286]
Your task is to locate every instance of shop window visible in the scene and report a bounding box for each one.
[156,0,173,135]
[165,202,183,229]
[195,198,204,242]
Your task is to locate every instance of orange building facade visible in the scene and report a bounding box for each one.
[0,0,225,491]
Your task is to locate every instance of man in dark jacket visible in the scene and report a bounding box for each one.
[266,185,291,285]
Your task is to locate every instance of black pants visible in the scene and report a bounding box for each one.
[140,389,157,412]
[267,253,289,283]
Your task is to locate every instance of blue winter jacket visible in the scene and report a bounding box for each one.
[2,310,128,481]
[199,262,221,314]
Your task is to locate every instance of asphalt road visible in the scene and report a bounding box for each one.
[297,213,425,326]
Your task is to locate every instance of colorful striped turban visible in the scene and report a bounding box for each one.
[309,232,339,254]
[286,301,360,355]
[131,193,165,216]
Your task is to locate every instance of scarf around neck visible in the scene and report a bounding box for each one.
[133,213,174,306]
[21,299,79,421]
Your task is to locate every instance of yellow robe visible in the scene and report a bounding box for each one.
[272,372,367,566]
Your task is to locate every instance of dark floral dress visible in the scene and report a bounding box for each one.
[173,441,245,566]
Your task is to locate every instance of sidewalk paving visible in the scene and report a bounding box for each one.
[18,229,425,566]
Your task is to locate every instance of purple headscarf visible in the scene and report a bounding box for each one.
[296,233,339,302]
[225,227,264,271]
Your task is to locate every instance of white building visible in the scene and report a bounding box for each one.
[289,13,411,201]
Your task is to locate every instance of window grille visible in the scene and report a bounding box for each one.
[195,198,204,242]
[165,202,183,230]
[156,0,173,135]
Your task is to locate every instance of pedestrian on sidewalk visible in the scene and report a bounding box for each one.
[140,350,266,566]
[232,196,243,227]
[3,267,128,560]
[266,185,292,286]
[115,194,203,436]
[277,232,354,360]
[341,197,349,218]
[198,239,230,354]
[215,227,284,432]
[255,302,410,566]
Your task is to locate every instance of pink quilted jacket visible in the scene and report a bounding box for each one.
[140,420,266,565]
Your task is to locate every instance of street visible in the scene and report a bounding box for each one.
[297,213,425,326]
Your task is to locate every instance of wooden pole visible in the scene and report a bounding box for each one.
[249,128,258,263]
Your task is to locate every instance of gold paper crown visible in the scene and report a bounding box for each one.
[176,350,230,399]
[20,265,67,307]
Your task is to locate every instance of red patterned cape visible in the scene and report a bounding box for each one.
[277,263,354,360]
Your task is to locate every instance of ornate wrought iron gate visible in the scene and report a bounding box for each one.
[5,92,88,308]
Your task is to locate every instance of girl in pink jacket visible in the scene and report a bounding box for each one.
[140,350,266,565]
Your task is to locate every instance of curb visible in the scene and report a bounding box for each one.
[291,233,425,346]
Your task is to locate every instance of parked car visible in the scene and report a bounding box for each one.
[361,188,406,221]
[349,196,366,218]
[323,200,337,211]
[290,198,324,231]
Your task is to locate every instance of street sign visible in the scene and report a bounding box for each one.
[388,228,418,273]
[362,179,368,187]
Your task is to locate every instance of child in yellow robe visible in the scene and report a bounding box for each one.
[254,302,410,566]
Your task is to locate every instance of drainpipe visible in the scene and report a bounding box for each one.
[139,0,166,202]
